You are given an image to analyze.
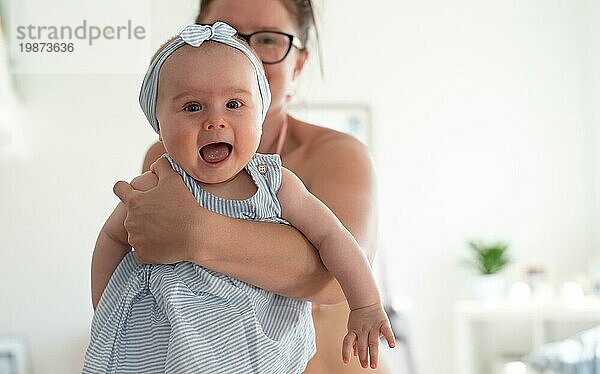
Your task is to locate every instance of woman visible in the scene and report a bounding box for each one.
[114,0,387,372]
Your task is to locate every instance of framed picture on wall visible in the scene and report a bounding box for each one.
[288,103,372,146]
[0,337,29,374]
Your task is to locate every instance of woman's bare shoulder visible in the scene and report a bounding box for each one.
[294,119,373,168]
[288,118,375,188]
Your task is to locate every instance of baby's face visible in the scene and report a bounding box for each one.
[156,42,262,184]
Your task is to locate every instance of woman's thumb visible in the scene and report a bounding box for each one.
[113,180,134,204]
[150,156,173,181]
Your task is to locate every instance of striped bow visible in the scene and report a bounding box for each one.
[180,22,237,47]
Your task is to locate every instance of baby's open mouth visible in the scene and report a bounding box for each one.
[199,142,232,163]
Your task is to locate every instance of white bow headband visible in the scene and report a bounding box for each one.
[139,22,271,133]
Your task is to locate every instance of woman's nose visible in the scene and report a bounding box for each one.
[202,118,229,131]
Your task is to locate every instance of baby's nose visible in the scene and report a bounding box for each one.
[202,118,229,131]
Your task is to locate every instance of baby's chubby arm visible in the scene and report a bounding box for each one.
[278,167,395,368]
[278,167,379,310]
[90,171,158,310]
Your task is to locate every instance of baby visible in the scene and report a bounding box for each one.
[84,22,394,373]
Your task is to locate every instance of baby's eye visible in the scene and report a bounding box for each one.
[226,100,242,109]
[184,103,202,112]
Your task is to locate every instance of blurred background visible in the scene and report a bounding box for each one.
[1,0,599,373]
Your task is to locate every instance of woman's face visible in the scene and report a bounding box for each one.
[199,0,307,117]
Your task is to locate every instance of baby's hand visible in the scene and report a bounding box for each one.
[342,303,396,369]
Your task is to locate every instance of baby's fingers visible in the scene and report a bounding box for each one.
[382,322,396,348]
[342,332,357,364]
[368,328,380,369]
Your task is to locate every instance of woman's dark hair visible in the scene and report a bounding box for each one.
[196,0,321,60]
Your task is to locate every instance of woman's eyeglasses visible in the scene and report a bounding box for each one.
[237,31,304,64]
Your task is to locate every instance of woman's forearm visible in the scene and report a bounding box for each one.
[193,211,346,304]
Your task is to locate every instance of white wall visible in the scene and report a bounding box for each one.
[584,0,600,258]
[0,1,598,374]
[304,1,598,373]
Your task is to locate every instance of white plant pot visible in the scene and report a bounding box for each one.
[474,274,505,302]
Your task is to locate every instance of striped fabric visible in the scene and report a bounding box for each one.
[83,153,316,374]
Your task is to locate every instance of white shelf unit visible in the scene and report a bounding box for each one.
[454,297,600,374]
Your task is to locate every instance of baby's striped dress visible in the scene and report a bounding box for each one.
[83,153,316,374]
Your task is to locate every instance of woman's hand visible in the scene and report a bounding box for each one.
[342,303,396,369]
[113,157,209,264]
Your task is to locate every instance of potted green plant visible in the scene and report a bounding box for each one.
[464,241,510,301]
